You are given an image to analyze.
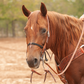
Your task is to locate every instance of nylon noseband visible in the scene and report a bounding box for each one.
[28,43,43,49]
[28,42,48,61]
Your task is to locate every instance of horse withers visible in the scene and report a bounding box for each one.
[22,2,84,84]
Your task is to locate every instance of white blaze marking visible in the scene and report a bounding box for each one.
[31,26,33,30]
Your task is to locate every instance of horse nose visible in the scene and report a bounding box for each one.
[26,58,38,68]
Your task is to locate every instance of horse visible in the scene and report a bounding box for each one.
[22,2,84,84]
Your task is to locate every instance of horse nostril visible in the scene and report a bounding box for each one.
[26,58,38,68]
[34,58,38,66]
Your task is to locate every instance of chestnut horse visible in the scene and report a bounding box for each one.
[22,2,84,84]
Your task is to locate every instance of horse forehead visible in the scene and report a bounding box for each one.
[26,11,47,31]
[28,11,47,26]
[29,11,39,20]
[27,11,40,31]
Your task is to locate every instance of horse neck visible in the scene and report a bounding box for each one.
[46,12,83,64]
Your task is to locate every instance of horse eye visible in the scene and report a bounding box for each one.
[41,28,46,34]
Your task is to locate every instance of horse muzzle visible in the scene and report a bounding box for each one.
[26,57,40,69]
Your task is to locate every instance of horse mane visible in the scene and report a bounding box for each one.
[47,11,84,60]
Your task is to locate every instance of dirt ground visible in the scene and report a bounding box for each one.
[0,38,63,84]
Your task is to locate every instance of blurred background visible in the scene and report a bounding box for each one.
[0,0,84,38]
[0,1,84,84]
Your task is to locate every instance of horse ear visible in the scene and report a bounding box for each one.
[22,5,31,17]
[40,2,47,16]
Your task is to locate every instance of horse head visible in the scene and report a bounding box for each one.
[22,3,49,69]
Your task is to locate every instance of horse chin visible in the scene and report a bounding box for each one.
[34,65,39,69]
[34,61,40,69]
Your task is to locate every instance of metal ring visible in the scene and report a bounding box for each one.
[80,45,84,48]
